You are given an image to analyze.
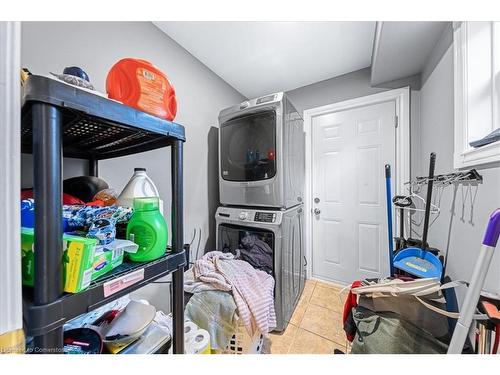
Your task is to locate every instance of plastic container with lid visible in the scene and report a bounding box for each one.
[117,168,164,215]
[126,197,168,262]
[106,58,177,121]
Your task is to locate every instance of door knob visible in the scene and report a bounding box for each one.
[314,208,321,215]
[314,197,320,204]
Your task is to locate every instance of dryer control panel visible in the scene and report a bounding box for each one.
[254,212,276,223]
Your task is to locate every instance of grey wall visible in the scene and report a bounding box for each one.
[21,22,245,311]
[286,66,422,179]
[370,22,449,88]
[418,43,500,297]
[286,67,386,114]
[421,23,453,86]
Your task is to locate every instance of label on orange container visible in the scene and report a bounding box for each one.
[136,67,168,117]
[106,58,177,121]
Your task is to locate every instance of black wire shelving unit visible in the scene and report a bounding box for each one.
[21,75,186,354]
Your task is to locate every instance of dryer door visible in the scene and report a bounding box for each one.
[220,110,277,182]
[217,223,275,275]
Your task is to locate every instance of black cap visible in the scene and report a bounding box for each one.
[134,167,146,172]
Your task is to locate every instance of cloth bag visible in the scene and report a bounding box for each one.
[350,306,449,354]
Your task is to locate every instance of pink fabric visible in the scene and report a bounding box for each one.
[193,251,276,336]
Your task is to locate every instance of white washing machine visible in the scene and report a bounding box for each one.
[215,205,306,332]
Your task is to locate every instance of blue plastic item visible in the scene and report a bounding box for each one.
[393,247,443,279]
[21,199,35,228]
[87,218,116,245]
[393,153,443,279]
[63,66,90,82]
[22,199,80,232]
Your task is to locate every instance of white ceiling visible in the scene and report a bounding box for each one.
[154,22,376,98]
[371,22,449,86]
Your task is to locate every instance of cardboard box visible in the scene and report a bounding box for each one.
[21,228,98,293]
[91,244,125,281]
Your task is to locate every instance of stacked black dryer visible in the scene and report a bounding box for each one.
[216,92,306,332]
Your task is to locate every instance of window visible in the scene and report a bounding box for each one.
[454,22,500,169]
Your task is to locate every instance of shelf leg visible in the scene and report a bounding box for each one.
[171,140,184,354]
[88,157,98,177]
[32,103,63,353]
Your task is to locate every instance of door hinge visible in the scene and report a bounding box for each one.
[394,115,399,128]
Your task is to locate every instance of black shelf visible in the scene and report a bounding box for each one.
[21,75,185,160]
[22,74,185,354]
[23,251,186,337]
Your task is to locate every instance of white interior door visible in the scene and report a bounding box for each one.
[311,100,396,284]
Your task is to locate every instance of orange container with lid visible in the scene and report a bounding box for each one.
[106,58,177,121]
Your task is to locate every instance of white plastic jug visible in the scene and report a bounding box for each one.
[117,168,164,214]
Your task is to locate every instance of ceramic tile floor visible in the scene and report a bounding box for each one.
[270,279,350,354]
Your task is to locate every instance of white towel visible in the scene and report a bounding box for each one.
[192,251,276,336]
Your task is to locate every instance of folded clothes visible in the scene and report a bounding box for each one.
[191,251,276,337]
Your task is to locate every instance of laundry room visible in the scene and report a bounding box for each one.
[1,1,500,367]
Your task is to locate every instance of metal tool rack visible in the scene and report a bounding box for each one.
[20,75,185,354]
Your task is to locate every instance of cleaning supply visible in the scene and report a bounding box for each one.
[93,188,118,206]
[21,228,134,291]
[447,208,500,353]
[393,153,443,279]
[392,195,413,252]
[126,197,168,262]
[21,228,98,293]
[91,244,125,281]
[106,58,177,121]
[117,168,164,215]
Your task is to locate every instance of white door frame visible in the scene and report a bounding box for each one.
[0,22,23,346]
[303,87,411,281]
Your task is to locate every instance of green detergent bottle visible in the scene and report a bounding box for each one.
[127,197,168,262]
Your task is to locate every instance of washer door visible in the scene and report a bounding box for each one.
[217,223,274,275]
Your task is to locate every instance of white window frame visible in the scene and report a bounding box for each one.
[454,21,500,169]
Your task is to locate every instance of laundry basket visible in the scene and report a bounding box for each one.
[213,322,264,354]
